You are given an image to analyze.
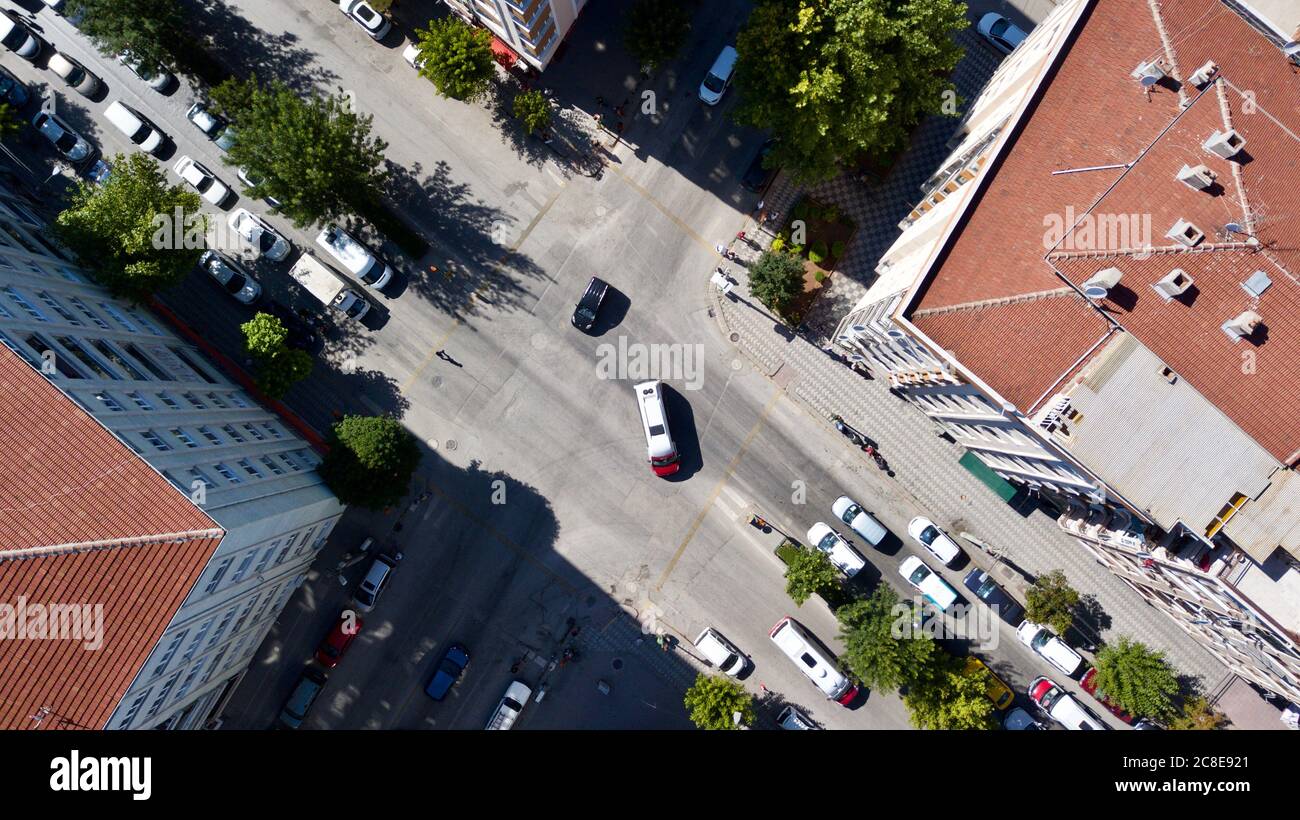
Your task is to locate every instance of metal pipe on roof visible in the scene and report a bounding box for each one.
[1050,163,1131,175]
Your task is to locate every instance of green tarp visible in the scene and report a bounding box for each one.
[959,450,1019,503]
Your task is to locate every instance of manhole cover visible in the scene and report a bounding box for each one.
[431,375,443,388]
[530,332,549,350]
[729,332,740,343]
[445,439,458,450]
[612,658,624,671]
[731,358,743,371]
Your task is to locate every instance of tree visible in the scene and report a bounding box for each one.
[1093,636,1179,720]
[412,18,496,102]
[64,0,185,71]
[784,546,838,605]
[837,586,937,692]
[0,103,21,141]
[1025,569,1080,635]
[733,0,968,183]
[54,152,203,302]
[319,415,422,509]
[1167,696,1228,731]
[748,250,804,316]
[368,0,394,11]
[212,78,389,228]
[903,650,997,730]
[240,313,312,400]
[623,0,692,71]
[683,674,755,730]
[512,89,553,136]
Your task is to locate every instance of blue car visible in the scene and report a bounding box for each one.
[0,65,29,108]
[425,644,469,700]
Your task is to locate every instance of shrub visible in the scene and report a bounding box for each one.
[814,271,826,283]
[831,240,846,258]
[749,250,805,315]
[512,89,552,135]
[809,240,828,264]
[788,244,804,257]
[769,237,785,252]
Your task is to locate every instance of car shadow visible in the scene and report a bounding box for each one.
[587,285,629,337]
[869,530,904,558]
[660,383,702,481]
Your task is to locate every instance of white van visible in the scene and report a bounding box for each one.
[769,616,857,706]
[634,381,679,477]
[350,554,396,613]
[105,101,165,155]
[315,225,393,291]
[693,627,747,676]
[699,45,738,105]
[486,680,532,730]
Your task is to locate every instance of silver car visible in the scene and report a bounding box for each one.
[48,52,101,97]
[198,250,261,305]
[118,52,174,92]
[0,11,40,61]
[32,111,92,165]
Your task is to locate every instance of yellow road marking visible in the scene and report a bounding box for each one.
[605,163,721,257]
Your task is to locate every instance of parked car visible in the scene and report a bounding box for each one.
[186,101,225,137]
[907,516,963,565]
[174,156,233,207]
[0,11,41,60]
[229,209,291,261]
[485,680,531,729]
[962,568,1024,625]
[261,300,321,352]
[0,64,30,108]
[214,125,238,152]
[237,167,281,208]
[315,225,392,291]
[350,554,397,613]
[1016,620,1083,677]
[118,52,173,92]
[32,111,92,165]
[806,522,867,578]
[571,276,609,332]
[1080,666,1135,724]
[278,668,327,729]
[1028,676,1106,730]
[693,627,748,676]
[104,100,165,155]
[741,139,778,193]
[425,643,470,700]
[84,158,111,186]
[965,657,1014,711]
[198,250,261,305]
[699,45,738,105]
[776,705,819,730]
[314,611,363,668]
[898,555,959,611]
[339,0,391,40]
[977,12,1028,55]
[830,495,889,547]
[1003,706,1046,730]
[47,52,100,98]
[41,0,67,11]
[769,617,858,705]
[402,42,425,70]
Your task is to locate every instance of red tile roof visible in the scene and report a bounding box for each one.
[0,348,222,729]
[909,0,1300,464]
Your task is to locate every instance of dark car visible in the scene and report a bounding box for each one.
[741,139,778,193]
[0,64,29,108]
[262,300,322,353]
[1080,666,1135,724]
[314,611,363,669]
[278,668,327,729]
[570,276,608,332]
[962,568,1024,624]
[425,643,470,700]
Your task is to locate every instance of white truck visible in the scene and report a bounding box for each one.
[289,251,370,321]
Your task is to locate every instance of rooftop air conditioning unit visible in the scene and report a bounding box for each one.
[1187,61,1217,88]
[1167,219,1205,247]
[1204,129,1246,159]
[1131,60,1166,87]
[1151,268,1193,301]
[1177,163,1217,190]
[1081,267,1123,298]
[1221,310,1262,341]
[1241,270,1272,297]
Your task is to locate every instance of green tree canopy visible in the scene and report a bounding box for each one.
[837,586,936,692]
[241,312,289,359]
[211,77,389,228]
[1094,636,1179,720]
[319,415,422,509]
[784,546,839,605]
[240,313,312,400]
[512,89,553,136]
[1025,569,1080,635]
[748,250,804,316]
[903,650,997,730]
[413,18,496,102]
[54,152,203,302]
[733,0,968,183]
[623,0,693,71]
[1167,696,1228,731]
[683,674,755,730]
[65,0,185,70]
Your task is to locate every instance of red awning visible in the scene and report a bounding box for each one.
[490,36,519,69]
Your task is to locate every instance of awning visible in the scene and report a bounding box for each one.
[959,450,1019,503]
[490,36,519,69]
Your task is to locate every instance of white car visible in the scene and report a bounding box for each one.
[977,12,1028,55]
[806,522,866,578]
[32,112,92,165]
[1029,676,1105,730]
[1016,621,1083,676]
[118,52,174,92]
[173,156,233,207]
[228,209,291,261]
[42,0,67,10]
[237,167,282,208]
[402,42,425,70]
[186,102,225,137]
[339,0,392,40]
[907,516,963,566]
[693,627,748,676]
[315,225,393,290]
[831,495,889,547]
[198,250,261,305]
[898,555,959,611]
[0,11,41,60]
[48,52,101,97]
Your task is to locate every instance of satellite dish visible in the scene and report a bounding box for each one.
[1224,222,1243,233]
[1139,73,1160,87]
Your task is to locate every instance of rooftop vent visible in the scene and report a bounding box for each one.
[1167,219,1205,247]
[1221,310,1262,341]
[1151,268,1193,301]
[1204,129,1246,159]
[1241,270,1273,297]
[1131,60,1166,87]
[1187,61,1218,87]
[1177,163,1217,190]
[1081,267,1123,299]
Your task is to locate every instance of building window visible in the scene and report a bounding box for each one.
[158,391,179,409]
[228,393,249,408]
[187,466,214,490]
[201,647,229,686]
[95,392,124,412]
[203,557,232,594]
[57,336,118,380]
[238,459,262,479]
[37,291,81,325]
[67,297,110,329]
[280,453,301,472]
[126,308,163,336]
[199,426,222,446]
[214,463,241,484]
[184,393,207,410]
[145,671,181,720]
[174,657,207,701]
[170,427,197,448]
[243,423,265,441]
[151,631,187,679]
[93,340,149,380]
[181,619,214,664]
[263,422,283,440]
[253,546,276,574]
[274,545,292,565]
[140,430,171,452]
[123,344,173,381]
[4,286,47,321]
[98,302,137,331]
[208,607,237,649]
[207,392,228,409]
[127,391,153,410]
[261,455,284,476]
[222,424,245,443]
[119,689,152,729]
[230,550,256,583]
[170,348,217,383]
[231,596,259,634]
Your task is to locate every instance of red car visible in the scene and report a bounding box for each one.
[1080,666,1134,724]
[315,611,363,668]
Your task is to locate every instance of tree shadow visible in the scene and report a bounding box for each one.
[178,0,339,93]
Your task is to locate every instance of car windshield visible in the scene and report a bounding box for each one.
[222,272,247,294]
[1031,630,1052,650]
[703,73,726,93]
[840,504,861,524]
[816,532,838,552]
[1040,687,1062,709]
[977,579,997,598]
[991,19,1009,37]
[908,565,930,585]
[193,175,212,192]
[919,525,939,545]
[55,132,77,152]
